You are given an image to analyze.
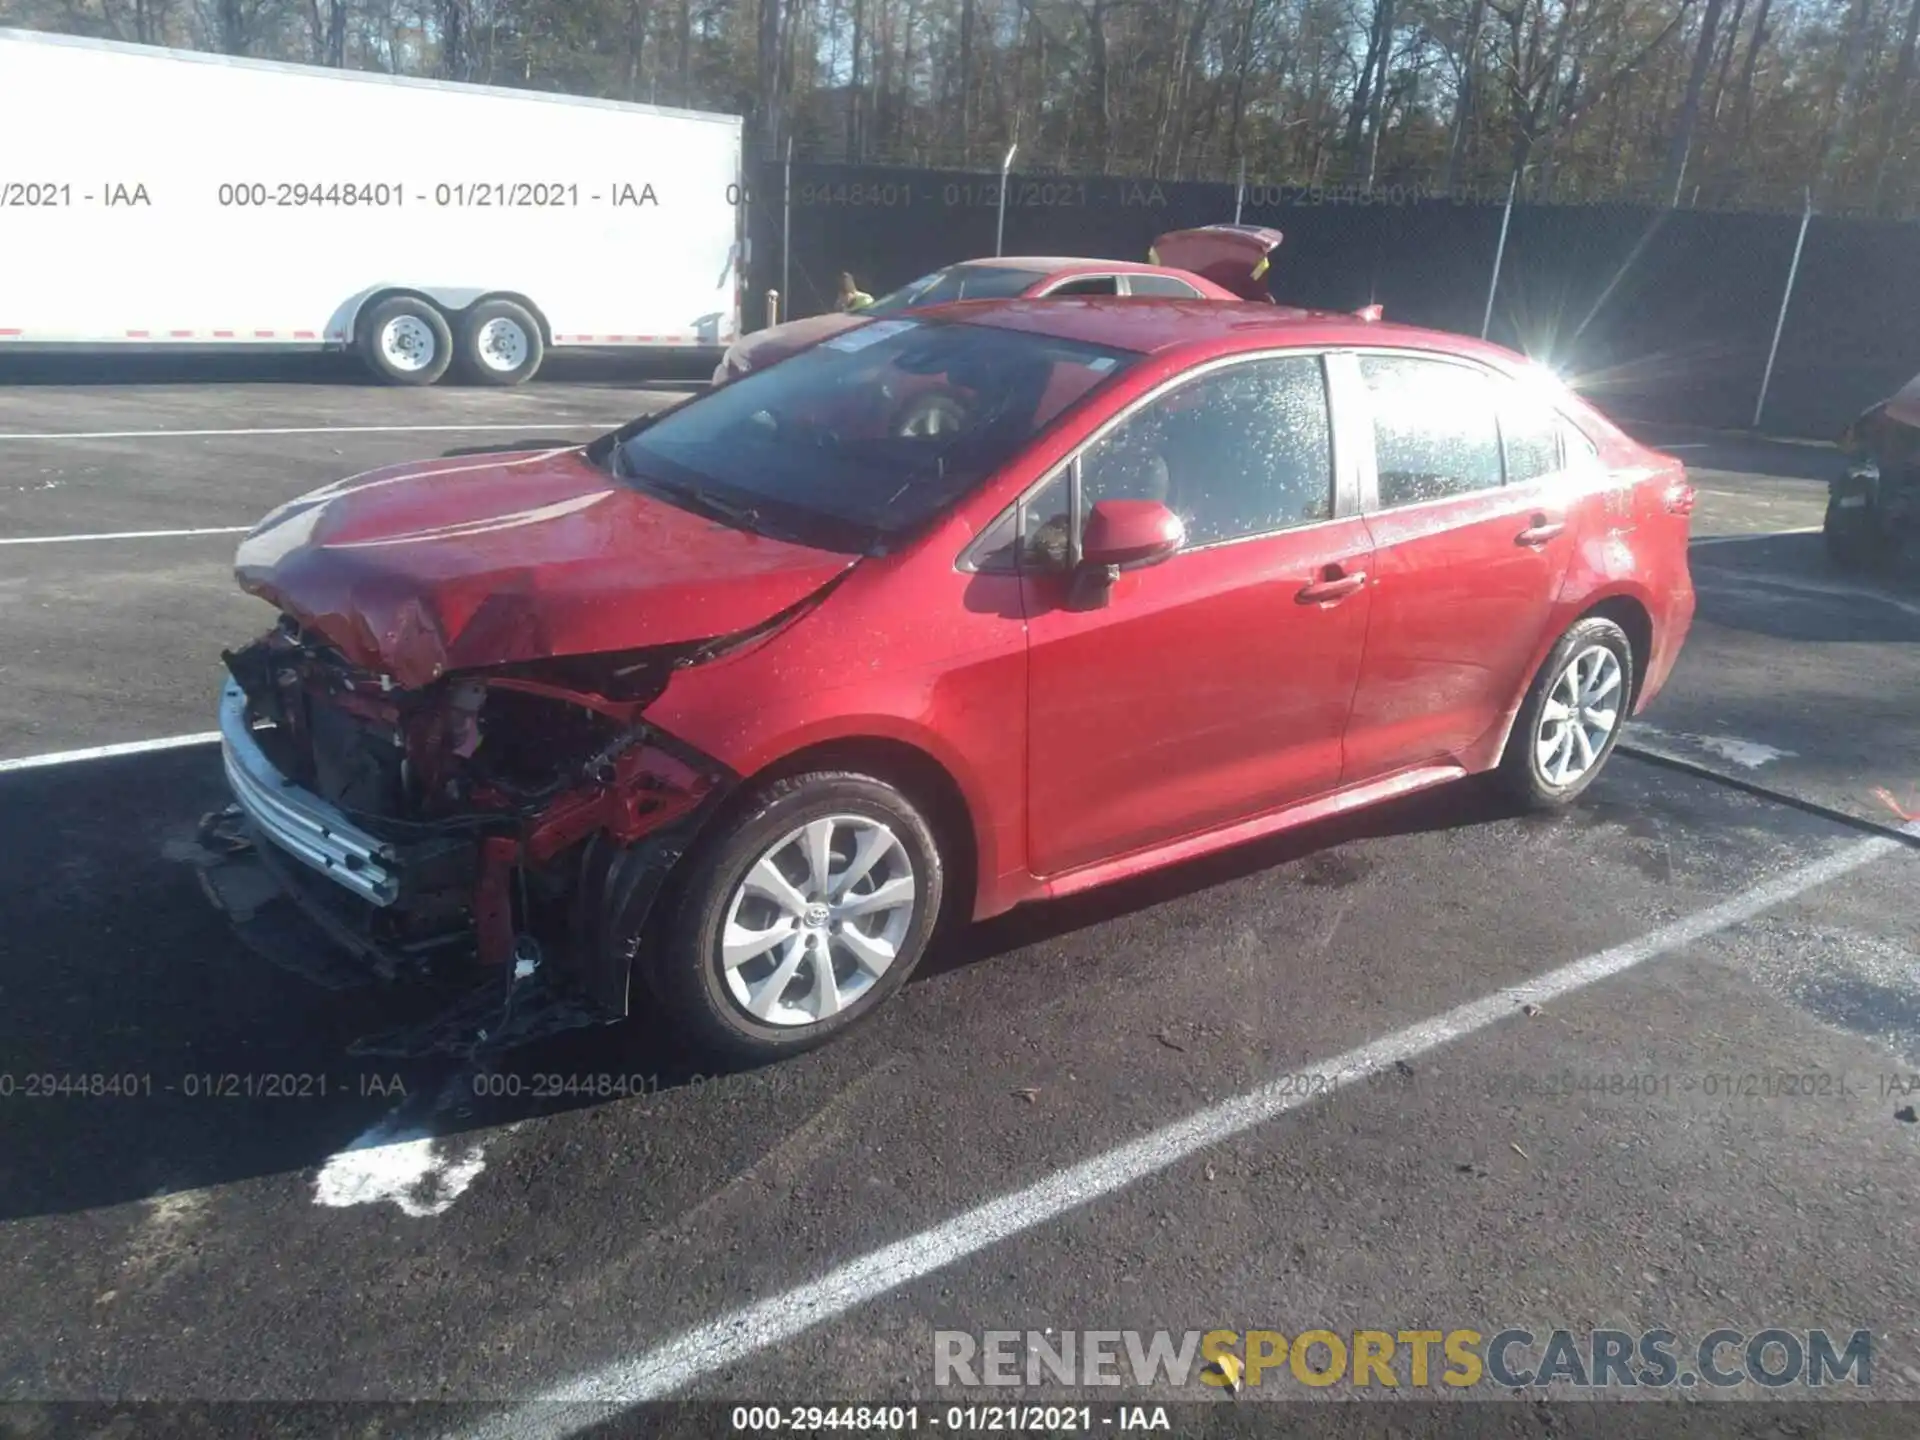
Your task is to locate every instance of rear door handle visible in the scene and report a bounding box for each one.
[1297,571,1367,604]
[1517,516,1566,546]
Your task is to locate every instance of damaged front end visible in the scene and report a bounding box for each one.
[207,612,748,1020]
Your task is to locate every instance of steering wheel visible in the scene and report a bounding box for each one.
[894,394,970,439]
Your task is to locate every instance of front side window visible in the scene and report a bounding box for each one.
[1081,354,1334,547]
[1359,354,1505,508]
[617,319,1136,552]
[972,353,1335,571]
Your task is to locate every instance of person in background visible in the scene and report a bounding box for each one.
[837,272,875,311]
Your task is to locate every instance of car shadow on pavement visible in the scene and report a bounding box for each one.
[1690,533,1920,639]
[925,777,1519,984]
[0,749,1525,1224]
[0,745,719,1222]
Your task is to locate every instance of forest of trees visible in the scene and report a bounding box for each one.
[9,0,1920,215]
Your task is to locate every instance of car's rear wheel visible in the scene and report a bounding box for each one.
[645,772,945,1064]
[1494,616,1635,811]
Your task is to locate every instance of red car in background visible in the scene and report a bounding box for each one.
[212,296,1696,1064]
[713,223,1285,385]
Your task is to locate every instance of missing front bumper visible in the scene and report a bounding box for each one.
[218,679,402,906]
[218,679,477,909]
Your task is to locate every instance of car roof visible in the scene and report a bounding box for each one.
[915,294,1526,369]
[959,256,1183,276]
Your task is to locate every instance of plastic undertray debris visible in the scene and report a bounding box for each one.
[194,809,611,1060]
[346,969,610,1061]
[197,846,384,992]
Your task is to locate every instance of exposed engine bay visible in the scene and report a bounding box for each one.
[210,612,741,1019]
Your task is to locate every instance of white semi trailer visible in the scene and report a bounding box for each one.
[0,28,745,385]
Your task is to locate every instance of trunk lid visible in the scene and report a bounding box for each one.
[1148,225,1284,302]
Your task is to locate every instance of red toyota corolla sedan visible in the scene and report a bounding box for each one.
[213,298,1696,1062]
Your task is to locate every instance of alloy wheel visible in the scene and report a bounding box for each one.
[1535,643,1623,787]
[718,814,919,1028]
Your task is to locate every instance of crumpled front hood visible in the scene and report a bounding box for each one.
[234,446,856,689]
[728,311,865,373]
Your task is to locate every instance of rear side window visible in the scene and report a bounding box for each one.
[1500,394,1564,485]
[1359,355,1504,508]
[1563,422,1601,471]
[1043,276,1122,296]
[1125,275,1205,298]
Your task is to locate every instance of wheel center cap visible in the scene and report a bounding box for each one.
[803,903,830,929]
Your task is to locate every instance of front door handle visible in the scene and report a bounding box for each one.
[1517,515,1566,546]
[1297,569,1367,604]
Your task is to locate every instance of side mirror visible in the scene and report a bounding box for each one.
[1082,498,1185,568]
[1069,499,1185,610]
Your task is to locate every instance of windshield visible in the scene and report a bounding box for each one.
[616,318,1137,552]
[864,265,1052,315]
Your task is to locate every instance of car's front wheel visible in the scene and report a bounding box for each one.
[645,771,946,1064]
[1823,493,1892,570]
[1495,616,1635,811]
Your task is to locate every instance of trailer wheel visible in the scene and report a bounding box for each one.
[455,300,545,386]
[359,296,454,386]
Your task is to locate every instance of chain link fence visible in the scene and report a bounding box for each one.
[739,153,1914,440]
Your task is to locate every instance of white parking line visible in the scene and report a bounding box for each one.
[0,525,251,546]
[0,732,220,773]
[1690,527,1820,545]
[459,824,1914,1434]
[0,423,618,442]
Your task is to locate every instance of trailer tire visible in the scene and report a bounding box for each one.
[359,296,455,386]
[455,299,545,386]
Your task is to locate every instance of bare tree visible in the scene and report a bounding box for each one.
[1868,0,1920,210]
[1656,0,1725,201]
[1813,0,1877,203]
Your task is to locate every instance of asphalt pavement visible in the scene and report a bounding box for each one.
[1,364,1916,1432]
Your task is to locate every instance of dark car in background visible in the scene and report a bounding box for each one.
[1829,373,1920,570]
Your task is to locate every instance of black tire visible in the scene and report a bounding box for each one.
[453,299,546,386]
[357,295,454,386]
[1493,616,1636,812]
[1823,496,1888,570]
[642,771,946,1065]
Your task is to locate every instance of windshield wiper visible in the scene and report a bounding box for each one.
[630,472,785,535]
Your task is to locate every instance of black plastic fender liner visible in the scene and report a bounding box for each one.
[571,759,741,1018]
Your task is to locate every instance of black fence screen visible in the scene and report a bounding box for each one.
[740,159,1920,439]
